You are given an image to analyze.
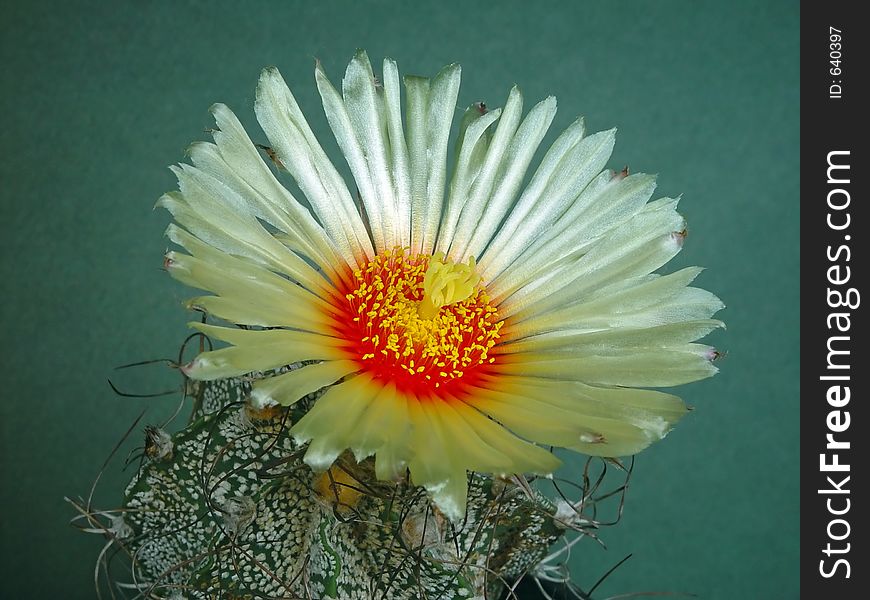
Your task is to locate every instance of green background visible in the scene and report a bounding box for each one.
[0,1,798,597]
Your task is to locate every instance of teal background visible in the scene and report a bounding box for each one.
[0,1,798,598]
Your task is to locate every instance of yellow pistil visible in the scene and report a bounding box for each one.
[417,252,481,320]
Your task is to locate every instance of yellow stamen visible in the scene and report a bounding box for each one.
[340,248,501,394]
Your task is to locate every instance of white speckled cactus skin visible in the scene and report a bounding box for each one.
[112,374,568,599]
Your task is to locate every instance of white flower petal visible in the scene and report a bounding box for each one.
[317,51,396,252]
[185,294,317,331]
[342,382,408,464]
[182,323,345,380]
[445,398,562,475]
[508,267,723,339]
[495,377,688,454]
[443,86,524,257]
[468,376,689,457]
[459,95,557,260]
[464,389,590,447]
[498,319,724,354]
[406,399,470,522]
[291,373,380,470]
[404,74,430,254]
[436,104,502,256]
[498,199,686,319]
[479,125,616,280]
[193,104,343,273]
[162,165,335,297]
[493,343,718,387]
[499,173,658,290]
[405,64,462,255]
[187,141,330,271]
[371,388,414,481]
[251,360,359,407]
[254,66,373,266]
[382,58,412,247]
[165,242,332,317]
[164,224,337,310]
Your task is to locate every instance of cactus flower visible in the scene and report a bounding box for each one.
[159,51,723,522]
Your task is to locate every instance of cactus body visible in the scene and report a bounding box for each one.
[118,376,566,599]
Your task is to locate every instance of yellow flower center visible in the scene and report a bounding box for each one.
[417,252,480,319]
[339,248,502,397]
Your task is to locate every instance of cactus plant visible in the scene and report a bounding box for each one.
[70,51,722,599]
[71,369,631,599]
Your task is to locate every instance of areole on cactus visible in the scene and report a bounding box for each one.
[71,51,723,598]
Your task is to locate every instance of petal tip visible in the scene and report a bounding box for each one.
[249,388,279,410]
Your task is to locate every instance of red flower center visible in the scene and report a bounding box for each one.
[335,248,502,399]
